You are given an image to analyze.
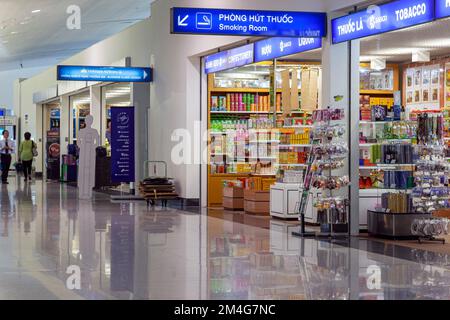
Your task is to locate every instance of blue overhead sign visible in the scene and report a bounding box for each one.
[254,37,322,63]
[171,7,326,38]
[436,0,450,18]
[205,44,254,74]
[331,0,435,44]
[57,65,152,82]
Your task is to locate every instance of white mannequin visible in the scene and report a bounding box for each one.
[78,115,99,200]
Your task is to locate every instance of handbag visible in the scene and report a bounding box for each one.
[14,162,23,173]
[32,141,38,157]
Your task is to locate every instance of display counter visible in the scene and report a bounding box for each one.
[367,210,431,239]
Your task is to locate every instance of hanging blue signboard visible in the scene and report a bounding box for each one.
[111,107,135,183]
[205,43,254,74]
[331,0,435,44]
[57,65,152,82]
[254,37,322,63]
[435,0,450,18]
[171,7,326,38]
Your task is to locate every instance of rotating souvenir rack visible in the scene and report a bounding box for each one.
[368,112,450,240]
[412,112,450,243]
[293,107,350,238]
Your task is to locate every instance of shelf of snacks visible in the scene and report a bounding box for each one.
[360,89,395,95]
[207,62,321,207]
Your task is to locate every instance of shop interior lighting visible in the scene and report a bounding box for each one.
[370,58,386,71]
[412,50,430,62]
[31,10,41,13]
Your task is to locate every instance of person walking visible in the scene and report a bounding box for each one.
[0,130,15,185]
[19,132,35,182]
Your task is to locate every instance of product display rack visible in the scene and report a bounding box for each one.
[294,107,350,238]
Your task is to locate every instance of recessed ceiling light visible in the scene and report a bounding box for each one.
[20,21,29,25]
[31,9,41,13]
[10,31,18,34]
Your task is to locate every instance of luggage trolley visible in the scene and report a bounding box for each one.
[140,161,179,208]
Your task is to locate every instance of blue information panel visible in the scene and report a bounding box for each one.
[254,37,322,63]
[205,43,254,74]
[57,65,152,82]
[436,0,450,18]
[111,107,135,183]
[172,7,326,38]
[332,0,434,44]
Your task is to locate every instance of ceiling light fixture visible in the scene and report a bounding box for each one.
[32,10,41,13]
[10,31,18,35]
[412,50,430,62]
[370,58,386,70]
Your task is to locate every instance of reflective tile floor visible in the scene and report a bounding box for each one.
[0,180,450,300]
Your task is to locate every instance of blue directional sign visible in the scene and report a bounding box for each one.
[436,0,450,18]
[171,7,326,38]
[254,37,322,63]
[205,44,254,74]
[57,65,153,82]
[332,0,434,44]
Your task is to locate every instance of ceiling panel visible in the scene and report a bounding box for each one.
[0,0,153,70]
[360,17,450,63]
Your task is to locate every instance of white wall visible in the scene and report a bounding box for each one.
[16,0,363,199]
[0,66,48,111]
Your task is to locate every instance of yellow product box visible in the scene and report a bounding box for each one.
[262,178,277,191]
[370,97,380,106]
[236,163,252,173]
[287,152,298,163]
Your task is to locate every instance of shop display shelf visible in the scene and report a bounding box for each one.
[360,164,416,171]
[360,89,394,95]
[249,140,279,144]
[359,188,413,195]
[359,143,377,147]
[275,163,308,167]
[359,120,415,125]
[282,125,313,129]
[210,88,270,93]
[359,139,414,144]
[210,111,282,115]
[248,156,277,159]
[279,144,311,148]
[210,131,227,135]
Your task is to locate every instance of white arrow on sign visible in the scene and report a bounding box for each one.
[178,15,189,27]
[143,70,148,79]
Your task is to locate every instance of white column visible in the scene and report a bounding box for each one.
[60,95,70,167]
[349,39,361,236]
[321,27,361,236]
[100,88,107,144]
[90,86,102,135]
[35,104,44,174]
[131,83,150,185]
